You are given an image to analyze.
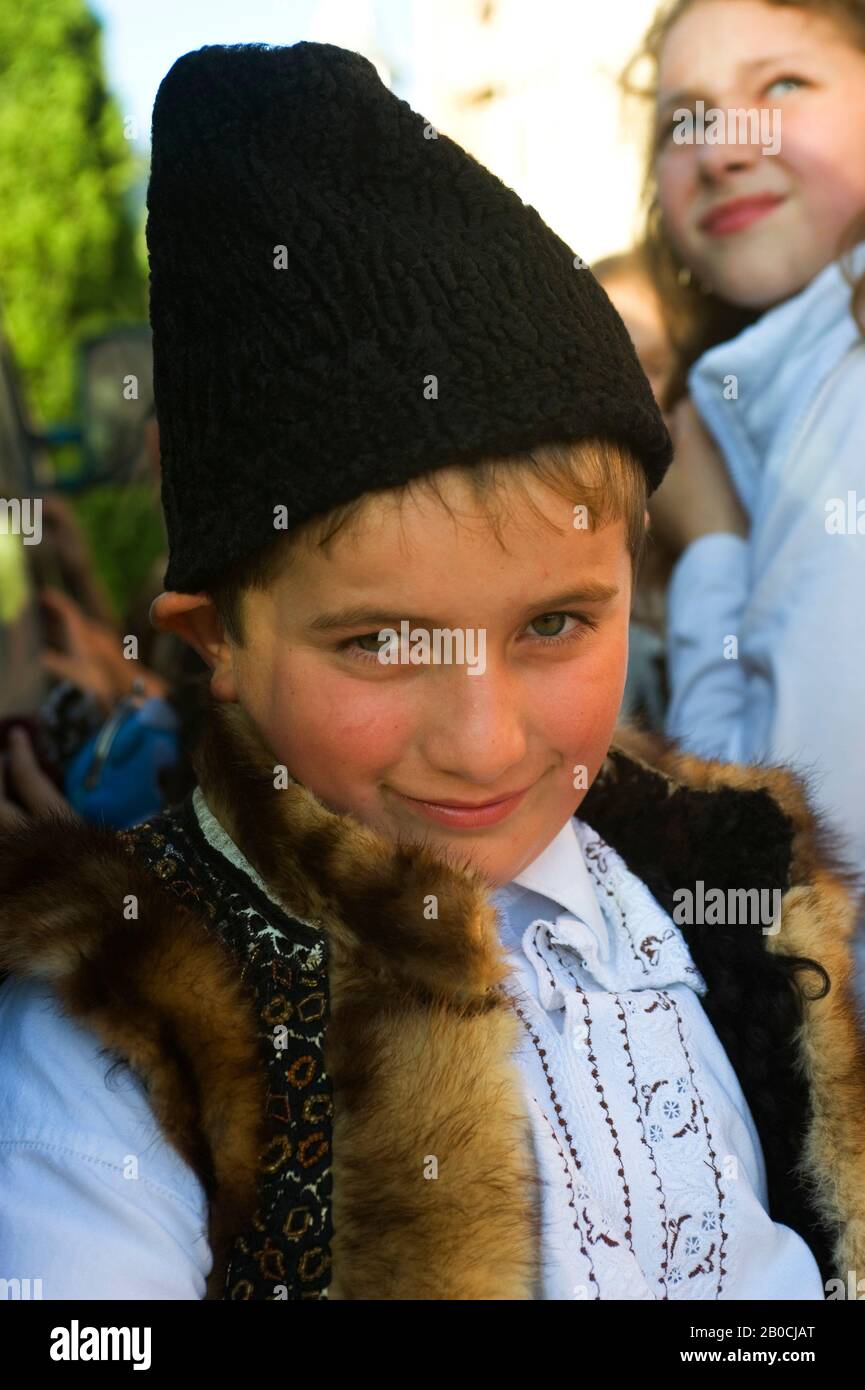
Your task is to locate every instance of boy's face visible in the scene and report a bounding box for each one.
[163,469,634,888]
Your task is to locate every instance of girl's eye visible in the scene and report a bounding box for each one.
[765,74,807,97]
[338,612,598,663]
[655,115,681,149]
[656,75,807,147]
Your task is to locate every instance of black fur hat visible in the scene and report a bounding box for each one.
[146,41,672,594]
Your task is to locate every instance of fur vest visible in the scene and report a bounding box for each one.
[1,699,864,1299]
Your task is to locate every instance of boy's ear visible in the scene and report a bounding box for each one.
[149,591,238,701]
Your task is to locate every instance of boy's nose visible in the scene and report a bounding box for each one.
[420,671,530,785]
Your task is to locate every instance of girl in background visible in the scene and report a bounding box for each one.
[624,0,865,883]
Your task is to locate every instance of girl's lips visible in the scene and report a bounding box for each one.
[390,785,531,828]
[699,193,786,237]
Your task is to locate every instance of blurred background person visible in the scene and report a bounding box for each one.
[621,0,865,896]
[593,242,679,728]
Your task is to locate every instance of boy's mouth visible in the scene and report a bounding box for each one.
[389,784,532,829]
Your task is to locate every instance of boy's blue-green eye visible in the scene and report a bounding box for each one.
[530,612,580,638]
[338,611,600,662]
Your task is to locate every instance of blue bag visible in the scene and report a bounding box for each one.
[64,695,181,829]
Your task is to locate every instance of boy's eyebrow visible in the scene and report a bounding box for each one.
[657,51,817,121]
[307,584,620,633]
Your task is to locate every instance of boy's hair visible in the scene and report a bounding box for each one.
[209,436,648,646]
[621,0,865,409]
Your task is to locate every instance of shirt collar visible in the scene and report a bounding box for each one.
[688,239,865,518]
[506,816,610,959]
[193,785,285,912]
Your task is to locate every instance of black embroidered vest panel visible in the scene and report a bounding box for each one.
[117,791,333,1300]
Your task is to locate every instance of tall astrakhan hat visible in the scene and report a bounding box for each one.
[145,41,672,593]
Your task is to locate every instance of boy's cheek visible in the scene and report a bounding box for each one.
[564,712,620,797]
[567,657,629,774]
[254,685,409,797]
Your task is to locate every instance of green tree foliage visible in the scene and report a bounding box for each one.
[0,0,147,425]
[0,0,160,619]
[74,480,167,625]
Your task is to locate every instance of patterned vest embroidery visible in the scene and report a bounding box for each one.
[116,790,334,1300]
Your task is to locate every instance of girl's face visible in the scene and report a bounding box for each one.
[655,0,865,310]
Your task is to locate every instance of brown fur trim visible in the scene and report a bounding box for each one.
[609,723,863,898]
[0,814,267,1291]
[0,696,543,1299]
[194,699,542,1297]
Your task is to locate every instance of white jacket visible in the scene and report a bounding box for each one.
[666,241,865,879]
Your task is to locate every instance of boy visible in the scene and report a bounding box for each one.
[1,41,864,1301]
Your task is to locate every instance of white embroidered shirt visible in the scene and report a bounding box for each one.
[490,815,826,1300]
